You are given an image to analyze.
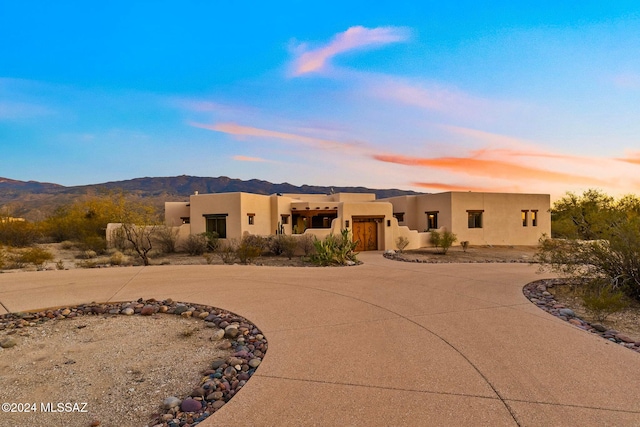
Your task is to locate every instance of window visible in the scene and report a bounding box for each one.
[281,214,289,225]
[247,213,255,225]
[531,210,538,227]
[426,211,438,230]
[204,214,227,238]
[467,211,483,228]
[393,212,405,222]
[522,210,528,227]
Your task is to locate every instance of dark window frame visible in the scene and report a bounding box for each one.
[203,213,228,238]
[467,210,483,229]
[425,211,439,230]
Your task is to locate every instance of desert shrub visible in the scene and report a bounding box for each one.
[216,240,238,264]
[236,235,266,264]
[0,246,6,269]
[269,234,298,259]
[311,229,358,266]
[155,225,179,254]
[183,234,208,256]
[79,235,107,254]
[297,234,316,256]
[203,232,220,252]
[14,246,54,268]
[439,230,457,254]
[430,231,441,249]
[0,220,41,247]
[581,279,630,322]
[110,251,125,265]
[396,236,409,253]
[55,259,65,270]
[429,230,457,254]
[60,240,76,250]
[460,241,469,252]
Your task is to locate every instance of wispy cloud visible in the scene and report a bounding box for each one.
[373,153,610,186]
[292,26,409,76]
[190,121,353,150]
[618,151,640,165]
[0,101,53,121]
[232,155,269,162]
[413,182,516,193]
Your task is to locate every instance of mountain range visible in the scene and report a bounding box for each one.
[0,175,422,221]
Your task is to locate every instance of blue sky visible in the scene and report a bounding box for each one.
[1,1,640,198]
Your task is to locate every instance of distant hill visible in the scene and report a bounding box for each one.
[0,175,423,221]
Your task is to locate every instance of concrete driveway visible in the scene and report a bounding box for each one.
[1,252,639,426]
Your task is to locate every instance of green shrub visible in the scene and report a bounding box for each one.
[581,279,629,322]
[311,229,358,266]
[110,251,125,266]
[14,247,54,268]
[0,220,41,247]
[429,230,457,254]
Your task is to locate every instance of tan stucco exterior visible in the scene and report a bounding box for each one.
[163,191,550,251]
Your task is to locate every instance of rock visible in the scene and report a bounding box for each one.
[180,398,201,413]
[140,305,156,316]
[61,309,71,316]
[211,358,226,369]
[0,338,17,348]
[174,305,189,315]
[206,391,224,401]
[181,311,193,318]
[568,319,583,326]
[158,305,169,313]
[592,323,607,332]
[210,329,225,340]
[198,311,210,319]
[211,400,225,410]
[616,334,637,343]
[90,421,101,426]
[191,387,206,397]
[248,358,261,368]
[223,366,237,377]
[558,308,575,317]
[163,396,181,409]
[121,307,134,316]
[345,260,356,266]
[224,327,239,338]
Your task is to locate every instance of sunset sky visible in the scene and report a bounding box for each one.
[1,1,640,199]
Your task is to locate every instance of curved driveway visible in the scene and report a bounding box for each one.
[1,253,639,426]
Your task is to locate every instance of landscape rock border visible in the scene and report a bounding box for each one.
[383,250,532,263]
[523,279,640,354]
[0,299,268,426]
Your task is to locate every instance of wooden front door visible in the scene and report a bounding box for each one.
[353,220,378,251]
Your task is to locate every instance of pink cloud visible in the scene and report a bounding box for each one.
[232,155,268,162]
[374,153,611,187]
[190,121,352,150]
[293,26,409,76]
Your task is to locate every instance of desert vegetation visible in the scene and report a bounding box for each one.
[536,189,640,317]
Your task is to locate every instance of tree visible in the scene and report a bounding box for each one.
[116,201,161,266]
[537,190,640,302]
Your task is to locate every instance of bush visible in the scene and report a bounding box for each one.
[183,234,208,256]
[297,234,316,256]
[79,235,107,254]
[236,234,265,264]
[110,251,125,266]
[396,236,409,253]
[13,246,54,268]
[269,234,298,259]
[155,225,179,254]
[0,220,41,247]
[216,240,238,264]
[430,230,457,254]
[311,229,358,266]
[581,279,629,322]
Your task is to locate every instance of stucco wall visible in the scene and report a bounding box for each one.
[165,202,190,227]
[449,192,550,245]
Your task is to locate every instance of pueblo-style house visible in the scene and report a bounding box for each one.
[163,191,550,251]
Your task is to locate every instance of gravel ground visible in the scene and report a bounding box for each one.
[0,300,268,427]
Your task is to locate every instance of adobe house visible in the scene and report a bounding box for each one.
[164,191,550,251]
